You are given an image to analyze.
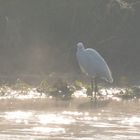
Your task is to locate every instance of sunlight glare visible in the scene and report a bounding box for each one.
[73,89,87,98]
[62,111,83,116]
[4,111,32,124]
[38,113,75,125]
[121,116,140,126]
[32,127,65,134]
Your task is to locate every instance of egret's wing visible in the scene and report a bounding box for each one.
[85,49,113,82]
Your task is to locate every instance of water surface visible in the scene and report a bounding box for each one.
[0,89,140,140]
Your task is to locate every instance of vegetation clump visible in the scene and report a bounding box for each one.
[0,78,140,101]
[37,78,75,100]
[115,86,140,100]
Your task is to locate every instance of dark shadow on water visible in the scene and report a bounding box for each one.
[78,99,111,110]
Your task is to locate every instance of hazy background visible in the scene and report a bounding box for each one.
[0,0,140,84]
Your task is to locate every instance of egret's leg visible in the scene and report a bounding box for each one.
[91,78,94,100]
[94,77,98,100]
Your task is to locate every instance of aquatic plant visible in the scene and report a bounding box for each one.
[114,86,140,100]
[0,84,11,96]
[73,80,84,90]
[36,79,51,94]
[11,79,31,91]
[0,77,139,101]
[36,78,75,100]
[49,78,75,100]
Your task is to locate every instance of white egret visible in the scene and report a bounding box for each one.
[76,42,113,100]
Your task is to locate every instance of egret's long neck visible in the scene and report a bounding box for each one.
[77,46,85,52]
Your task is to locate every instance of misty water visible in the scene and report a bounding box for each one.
[0,1,140,139]
[0,88,140,140]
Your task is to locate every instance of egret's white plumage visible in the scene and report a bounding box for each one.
[76,42,113,100]
[76,42,113,83]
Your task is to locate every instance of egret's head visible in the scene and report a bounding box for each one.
[77,42,85,51]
